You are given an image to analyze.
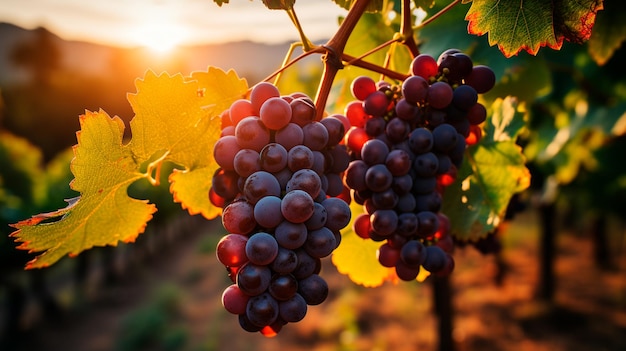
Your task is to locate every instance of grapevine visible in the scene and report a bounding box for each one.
[7,0,609,341]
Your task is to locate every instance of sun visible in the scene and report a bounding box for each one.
[131,17,186,54]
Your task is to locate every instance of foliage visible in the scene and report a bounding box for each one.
[11,69,248,269]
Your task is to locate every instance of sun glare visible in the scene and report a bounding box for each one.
[130,16,186,54]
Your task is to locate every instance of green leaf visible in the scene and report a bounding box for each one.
[442,97,530,241]
[11,110,156,269]
[588,0,626,65]
[465,0,603,57]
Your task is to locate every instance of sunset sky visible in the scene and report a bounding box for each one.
[0,0,348,51]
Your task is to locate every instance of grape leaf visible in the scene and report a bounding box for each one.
[442,97,530,241]
[169,165,221,219]
[588,0,626,65]
[11,110,156,269]
[464,0,603,57]
[128,68,247,217]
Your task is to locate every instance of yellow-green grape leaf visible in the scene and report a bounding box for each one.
[465,0,603,57]
[332,201,395,287]
[442,97,530,241]
[128,68,247,218]
[169,163,221,220]
[11,110,156,269]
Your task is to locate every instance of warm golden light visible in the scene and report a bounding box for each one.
[130,15,186,54]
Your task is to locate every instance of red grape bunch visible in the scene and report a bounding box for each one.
[343,49,496,281]
[210,82,352,336]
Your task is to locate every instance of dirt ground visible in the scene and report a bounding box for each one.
[5,209,626,351]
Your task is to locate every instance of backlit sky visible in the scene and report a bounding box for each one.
[0,0,348,50]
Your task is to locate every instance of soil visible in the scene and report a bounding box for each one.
[4,209,626,351]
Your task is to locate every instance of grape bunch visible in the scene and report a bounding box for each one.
[210,82,352,336]
[343,49,496,281]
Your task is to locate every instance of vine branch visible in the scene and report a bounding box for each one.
[314,0,373,120]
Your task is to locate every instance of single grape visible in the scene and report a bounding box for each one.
[370,209,398,236]
[237,262,272,296]
[290,97,316,126]
[344,160,368,192]
[361,139,390,165]
[254,196,284,229]
[286,169,322,199]
[275,123,304,150]
[464,65,496,94]
[259,143,288,173]
[281,189,315,223]
[402,75,429,104]
[410,54,438,80]
[271,247,299,274]
[466,102,487,125]
[243,171,281,204]
[229,99,256,126]
[222,200,257,235]
[351,75,378,101]
[260,97,292,130]
[250,82,280,114]
[400,240,427,267]
[427,81,454,110]
[234,149,261,178]
[304,227,337,258]
[302,121,329,151]
[246,292,279,327]
[413,152,439,178]
[214,135,241,171]
[287,144,315,171]
[320,116,346,146]
[321,197,351,232]
[452,84,478,111]
[365,164,393,192]
[216,234,249,267]
[211,168,239,201]
[385,149,411,176]
[274,221,308,249]
[279,293,308,323]
[246,232,279,266]
[298,274,328,305]
[222,284,250,315]
[269,274,298,301]
[385,117,410,144]
[363,90,389,117]
[235,116,270,152]
[432,123,459,152]
[408,127,434,154]
[292,249,320,280]
[377,242,401,267]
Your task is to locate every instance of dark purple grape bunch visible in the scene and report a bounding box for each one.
[210,82,352,336]
[342,49,496,281]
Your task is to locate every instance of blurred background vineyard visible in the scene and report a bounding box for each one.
[1,1,626,350]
